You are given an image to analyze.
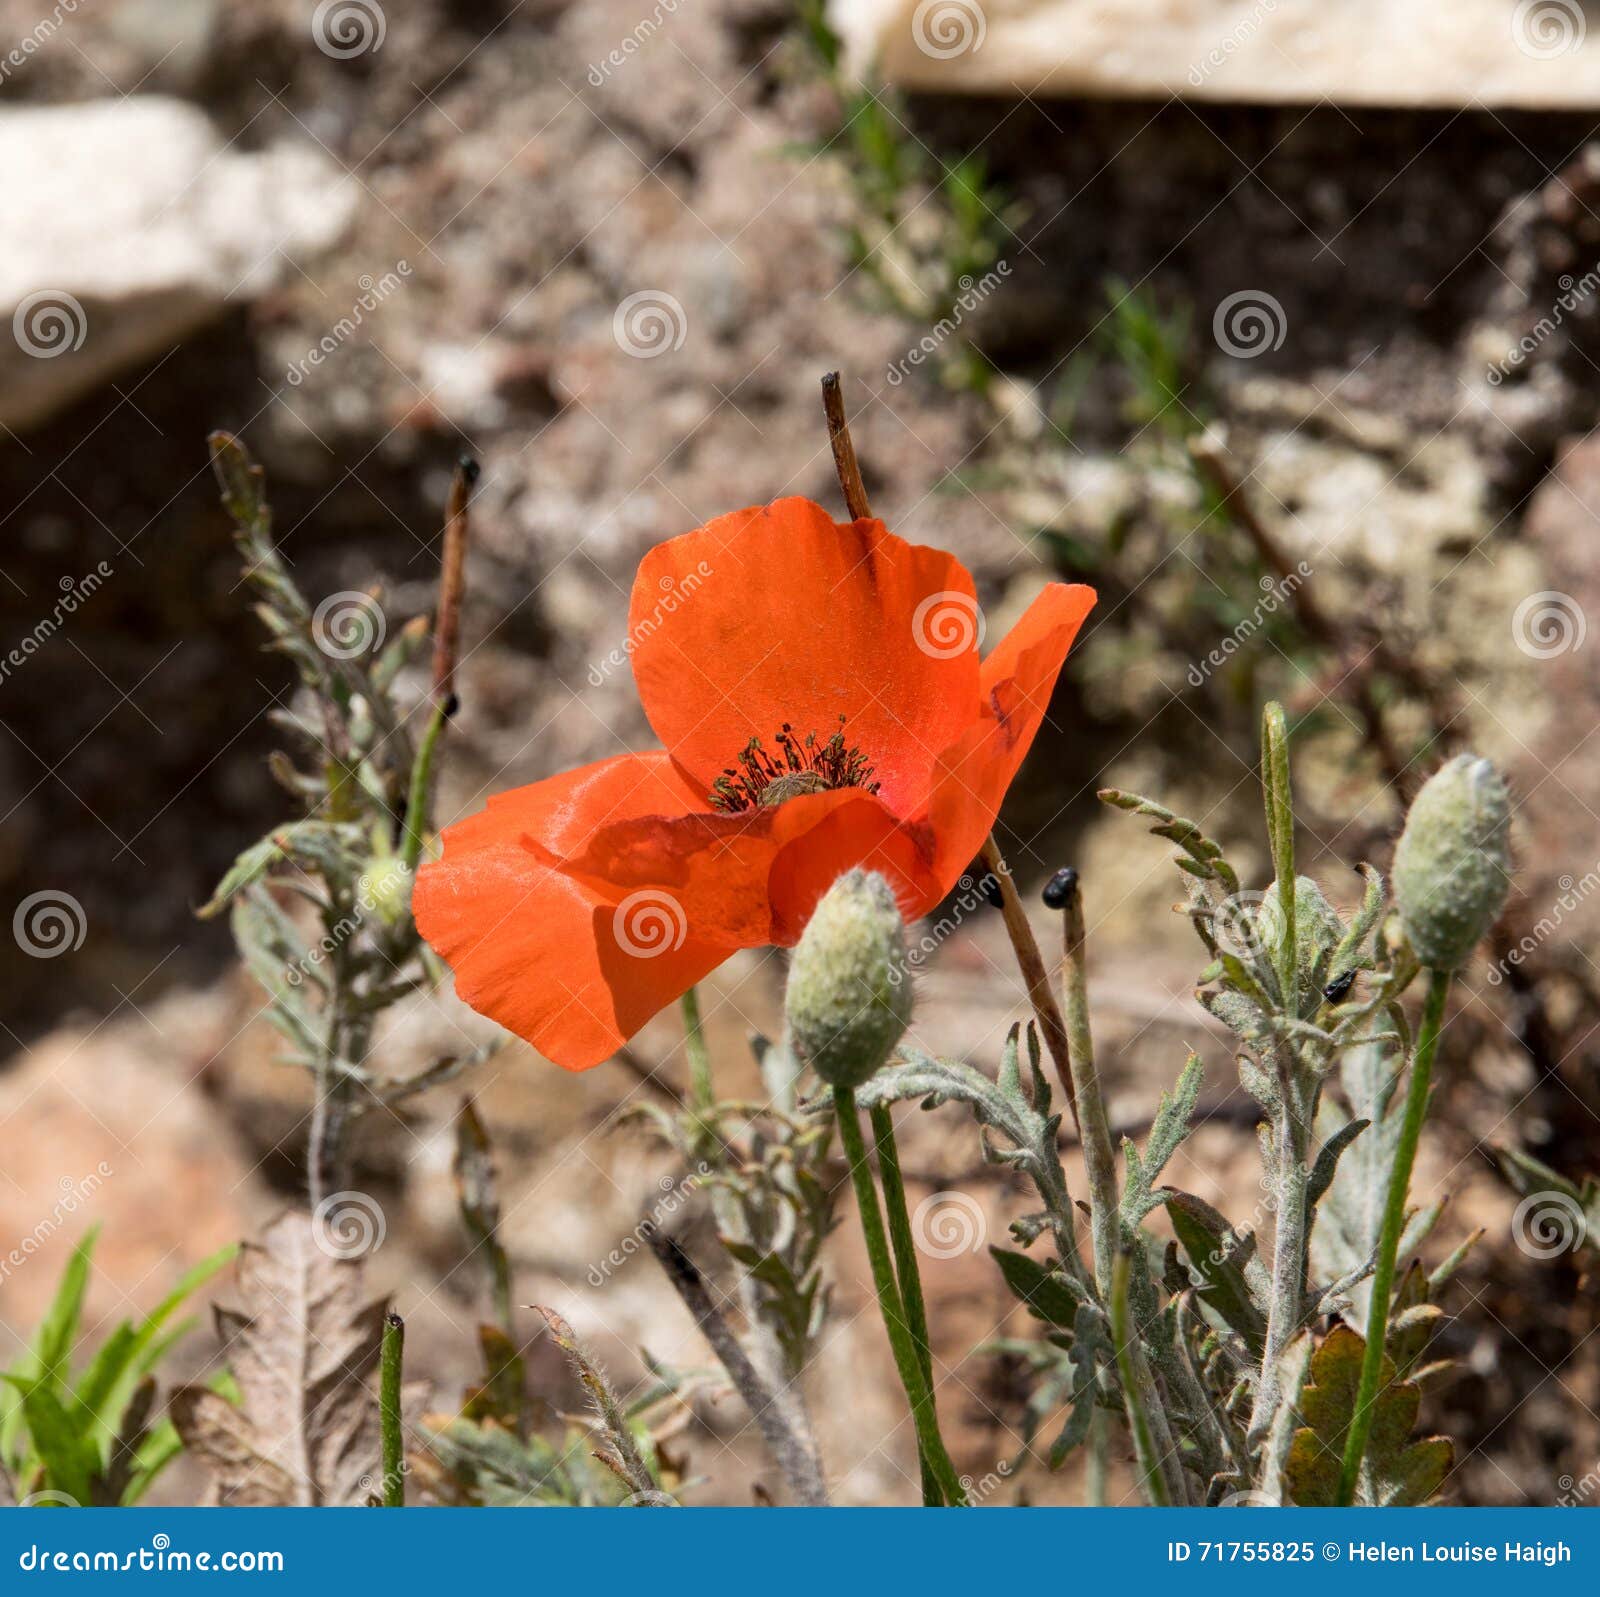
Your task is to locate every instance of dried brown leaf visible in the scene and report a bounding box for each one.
[170,1212,386,1506]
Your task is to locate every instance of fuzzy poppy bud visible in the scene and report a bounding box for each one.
[358,857,414,929]
[1393,754,1511,970]
[785,869,912,1089]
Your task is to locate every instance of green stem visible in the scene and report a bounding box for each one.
[680,986,720,1166]
[870,1102,941,1506]
[1336,966,1451,1506]
[1261,701,1298,1017]
[380,1311,406,1507]
[1087,1406,1108,1506]
[1249,1063,1310,1445]
[1057,873,1119,1298]
[835,1087,967,1506]
[681,985,714,1111]
[1110,1253,1169,1506]
[400,698,450,877]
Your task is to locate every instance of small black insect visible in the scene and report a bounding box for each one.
[1322,969,1357,1004]
[1042,866,1079,910]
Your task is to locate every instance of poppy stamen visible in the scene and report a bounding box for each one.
[709,715,880,812]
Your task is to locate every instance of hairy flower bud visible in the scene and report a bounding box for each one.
[358,857,413,929]
[1393,754,1512,970]
[785,869,912,1089]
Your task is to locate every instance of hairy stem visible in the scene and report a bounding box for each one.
[1249,1062,1310,1445]
[834,1086,968,1506]
[980,835,1080,1132]
[380,1311,405,1507]
[681,986,714,1108]
[1110,1253,1170,1506]
[648,1233,830,1506]
[821,371,872,521]
[1261,701,1297,1017]
[401,455,477,875]
[1055,870,1118,1294]
[871,1102,941,1505]
[1337,966,1450,1505]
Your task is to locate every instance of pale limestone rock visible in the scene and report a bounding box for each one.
[832,0,1600,109]
[0,97,356,433]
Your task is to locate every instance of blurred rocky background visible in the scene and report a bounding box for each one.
[1,0,1598,1507]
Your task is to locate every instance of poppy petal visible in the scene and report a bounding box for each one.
[414,753,727,1070]
[628,498,981,814]
[557,785,939,949]
[925,582,1097,879]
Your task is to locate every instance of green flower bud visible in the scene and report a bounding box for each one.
[357,857,414,929]
[1254,875,1344,1008]
[785,869,912,1089]
[1393,754,1512,970]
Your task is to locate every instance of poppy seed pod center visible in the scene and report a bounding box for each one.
[709,715,881,813]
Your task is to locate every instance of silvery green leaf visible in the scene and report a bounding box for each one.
[989,1248,1087,1327]
[1122,1053,1204,1224]
[1307,1117,1370,1209]
[1162,1191,1269,1358]
[1308,1025,1404,1325]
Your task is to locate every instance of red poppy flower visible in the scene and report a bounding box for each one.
[414,499,1094,1071]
